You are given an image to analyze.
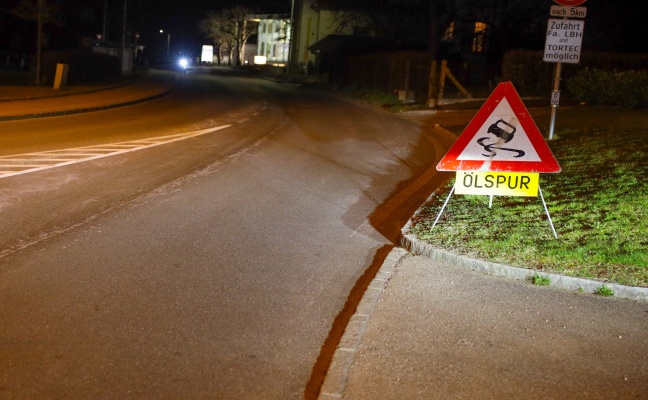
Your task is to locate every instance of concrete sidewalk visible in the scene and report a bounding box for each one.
[0,69,175,121]
[320,247,648,400]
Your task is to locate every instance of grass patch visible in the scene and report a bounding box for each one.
[335,87,429,112]
[410,107,648,287]
[530,274,552,286]
[594,285,615,297]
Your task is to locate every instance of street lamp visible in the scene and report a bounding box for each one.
[159,29,171,55]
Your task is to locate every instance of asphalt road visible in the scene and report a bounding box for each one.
[0,69,453,398]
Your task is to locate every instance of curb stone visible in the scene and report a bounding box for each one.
[0,87,175,122]
[0,77,141,103]
[317,247,409,400]
[400,219,648,302]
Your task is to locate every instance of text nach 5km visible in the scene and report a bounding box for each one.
[455,171,539,197]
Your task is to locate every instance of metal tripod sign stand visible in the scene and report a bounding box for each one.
[434,82,562,238]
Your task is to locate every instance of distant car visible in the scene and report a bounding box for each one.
[177,57,192,72]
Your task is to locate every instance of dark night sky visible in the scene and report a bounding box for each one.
[0,0,287,55]
[140,0,648,56]
[147,0,288,26]
[2,0,647,59]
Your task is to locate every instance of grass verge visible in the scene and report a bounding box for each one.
[334,86,430,113]
[409,107,648,288]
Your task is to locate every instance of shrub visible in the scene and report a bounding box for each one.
[501,50,648,97]
[567,69,648,108]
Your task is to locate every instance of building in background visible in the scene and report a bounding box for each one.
[291,1,352,72]
[249,14,291,66]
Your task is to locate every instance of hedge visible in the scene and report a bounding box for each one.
[567,69,648,108]
[501,50,648,98]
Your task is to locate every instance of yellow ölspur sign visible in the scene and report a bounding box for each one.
[455,171,539,196]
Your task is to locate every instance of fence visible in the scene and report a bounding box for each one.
[344,51,497,103]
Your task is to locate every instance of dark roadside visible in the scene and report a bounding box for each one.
[0,68,148,101]
[0,68,177,121]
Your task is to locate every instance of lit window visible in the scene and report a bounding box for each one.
[472,22,488,52]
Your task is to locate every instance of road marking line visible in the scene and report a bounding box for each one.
[0,158,78,162]
[1,164,54,168]
[350,220,369,237]
[0,124,231,179]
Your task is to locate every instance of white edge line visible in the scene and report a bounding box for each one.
[0,124,232,179]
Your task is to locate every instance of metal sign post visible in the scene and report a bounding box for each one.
[543,0,586,140]
[548,62,562,140]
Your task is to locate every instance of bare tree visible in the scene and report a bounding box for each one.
[329,10,377,36]
[223,6,258,66]
[199,11,231,64]
[322,0,455,56]
[12,0,60,84]
[198,6,258,66]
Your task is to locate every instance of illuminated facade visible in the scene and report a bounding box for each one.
[249,14,291,66]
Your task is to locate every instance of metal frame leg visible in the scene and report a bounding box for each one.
[539,185,558,239]
[432,184,455,229]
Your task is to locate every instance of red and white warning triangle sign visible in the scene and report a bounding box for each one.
[436,82,561,173]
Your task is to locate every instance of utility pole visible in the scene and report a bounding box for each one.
[35,0,43,84]
[102,0,107,41]
[120,0,128,75]
[160,30,170,55]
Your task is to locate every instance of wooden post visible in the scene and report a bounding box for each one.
[445,67,473,99]
[435,60,473,105]
[404,59,410,93]
[436,60,448,105]
[427,60,437,108]
[53,63,68,90]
